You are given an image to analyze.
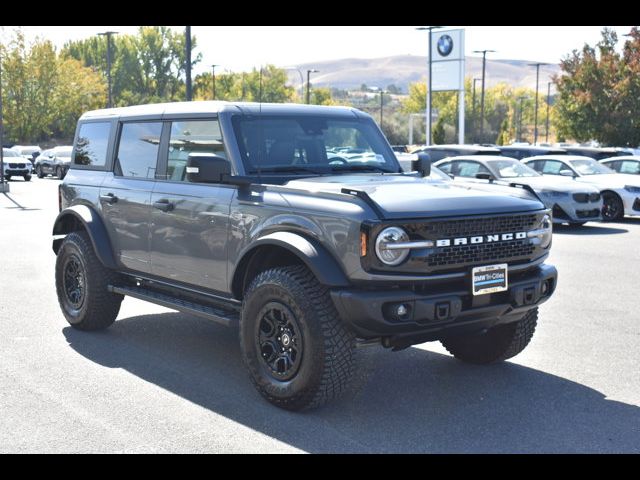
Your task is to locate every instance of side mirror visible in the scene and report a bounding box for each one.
[186,154,231,183]
[559,169,575,178]
[475,172,495,181]
[411,152,431,177]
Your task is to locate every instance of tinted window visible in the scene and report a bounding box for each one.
[541,160,566,175]
[455,161,491,177]
[620,161,640,174]
[74,122,111,166]
[168,119,226,182]
[116,122,162,179]
[437,162,453,174]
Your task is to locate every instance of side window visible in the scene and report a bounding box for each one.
[456,161,491,178]
[620,161,640,174]
[437,162,453,174]
[168,119,226,182]
[116,122,162,179]
[541,160,564,175]
[74,122,111,167]
[525,160,541,172]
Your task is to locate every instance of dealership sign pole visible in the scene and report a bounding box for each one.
[431,29,466,144]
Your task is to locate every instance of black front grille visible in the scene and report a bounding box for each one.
[417,214,538,238]
[573,192,601,203]
[427,240,535,267]
[576,209,601,218]
[8,163,26,169]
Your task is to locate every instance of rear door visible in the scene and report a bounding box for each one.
[100,121,163,273]
[149,118,234,293]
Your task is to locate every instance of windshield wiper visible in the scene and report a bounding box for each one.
[329,165,396,173]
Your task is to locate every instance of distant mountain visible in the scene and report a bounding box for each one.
[290,55,561,93]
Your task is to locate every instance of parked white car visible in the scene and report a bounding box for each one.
[522,155,640,221]
[434,156,603,225]
[2,148,33,181]
[11,145,42,166]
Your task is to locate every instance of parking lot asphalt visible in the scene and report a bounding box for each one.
[1,177,639,453]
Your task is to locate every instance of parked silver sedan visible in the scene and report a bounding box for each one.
[434,155,603,225]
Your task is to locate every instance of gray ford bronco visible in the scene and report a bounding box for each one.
[53,102,557,410]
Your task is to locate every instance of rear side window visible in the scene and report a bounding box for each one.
[116,122,163,179]
[167,119,226,182]
[74,122,111,166]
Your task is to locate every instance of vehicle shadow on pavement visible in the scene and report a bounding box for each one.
[63,313,640,453]
[1,192,41,211]
[553,224,628,235]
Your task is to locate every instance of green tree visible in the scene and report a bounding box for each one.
[432,117,445,144]
[554,27,640,146]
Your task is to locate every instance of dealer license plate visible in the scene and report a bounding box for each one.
[472,264,508,295]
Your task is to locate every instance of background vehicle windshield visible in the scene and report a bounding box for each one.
[569,158,615,175]
[487,159,540,178]
[232,115,400,174]
[54,147,73,156]
[2,149,20,157]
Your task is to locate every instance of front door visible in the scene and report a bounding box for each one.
[100,121,163,274]
[149,119,234,293]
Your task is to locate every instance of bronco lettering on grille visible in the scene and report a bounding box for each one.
[435,232,527,247]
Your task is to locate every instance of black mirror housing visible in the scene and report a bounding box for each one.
[411,152,431,177]
[186,154,231,183]
[475,172,494,181]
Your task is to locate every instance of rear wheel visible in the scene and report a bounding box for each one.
[55,231,123,331]
[240,265,356,411]
[441,308,538,364]
[602,192,624,221]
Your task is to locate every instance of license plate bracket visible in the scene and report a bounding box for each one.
[472,264,508,295]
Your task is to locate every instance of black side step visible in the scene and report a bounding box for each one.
[108,285,239,327]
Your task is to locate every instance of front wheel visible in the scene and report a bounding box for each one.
[5,175,11,181]
[55,231,123,330]
[602,192,624,221]
[239,265,355,411]
[24,174,32,181]
[36,166,44,178]
[441,308,538,364]
[56,167,64,180]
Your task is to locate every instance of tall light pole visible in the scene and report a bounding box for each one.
[185,26,192,101]
[473,49,496,142]
[545,81,552,143]
[283,67,305,103]
[417,26,444,146]
[472,77,480,141]
[529,62,548,145]
[97,31,118,108]
[306,69,318,104]
[211,64,219,100]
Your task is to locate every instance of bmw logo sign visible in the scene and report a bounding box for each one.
[437,34,454,57]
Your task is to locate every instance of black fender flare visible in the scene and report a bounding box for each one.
[52,205,118,269]
[232,231,350,292]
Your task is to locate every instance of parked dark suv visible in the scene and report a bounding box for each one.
[52,102,557,410]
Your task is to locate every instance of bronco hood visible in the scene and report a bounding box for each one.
[285,174,544,219]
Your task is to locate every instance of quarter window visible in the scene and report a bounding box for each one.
[116,122,162,179]
[167,119,226,182]
[541,160,565,175]
[620,161,640,174]
[74,122,111,167]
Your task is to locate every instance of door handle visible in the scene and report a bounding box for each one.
[100,193,118,205]
[153,199,174,212]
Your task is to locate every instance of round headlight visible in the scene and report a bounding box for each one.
[375,227,410,266]
[528,213,552,249]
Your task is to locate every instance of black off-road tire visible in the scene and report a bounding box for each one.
[441,307,538,364]
[240,265,356,411]
[55,231,123,331]
[36,166,44,178]
[602,191,624,221]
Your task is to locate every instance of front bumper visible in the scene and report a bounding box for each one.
[4,169,31,176]
[548,199,602,223]
[622,193,640,215]
[331,263,557,343]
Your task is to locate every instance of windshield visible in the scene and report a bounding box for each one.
[2,149,20,157]
[486,159,540,178]
[232,115,400,175]
[570,158,615,175]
